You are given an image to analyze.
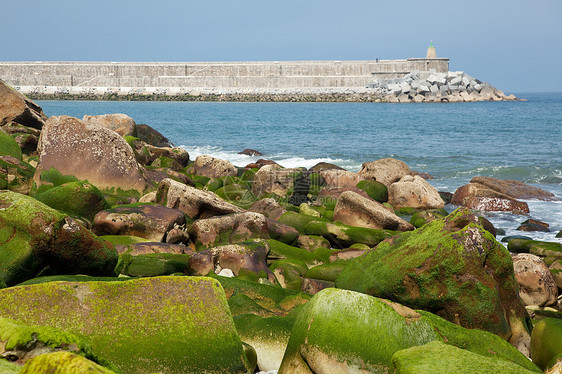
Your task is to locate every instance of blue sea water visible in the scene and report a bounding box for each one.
[37,93,562,243]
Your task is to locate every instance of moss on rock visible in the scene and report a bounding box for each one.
[19,351,117,374]
[0,130,23,160]
[531,318,562,371]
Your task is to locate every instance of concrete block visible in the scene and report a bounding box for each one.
[398,94,411,103]
[387,83,402,94]
[450,77,462,86]
[388,95,400,103]
[418,85,430,94]
[401,83,411,94]
[440,85,449,95]
[430,85,439,94]
[413,95,424,103]
[461,76,470,86]
[473,83,482,92]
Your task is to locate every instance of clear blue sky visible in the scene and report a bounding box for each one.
[2,0,561,93]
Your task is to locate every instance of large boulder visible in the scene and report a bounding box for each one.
[135,124,173,147]
[336,208,531,355]
[0,276,251,374]
[452,182,530,214]
[512,253,558,307]
[470,176,557,201]
[357,158,411,187]
[34,116,147,194]
[93,204,186,242]
[194,155,238,178]
[19,352,117,374]
[251,164,306,200]
[82,113,137,137]
[0,191,117,286]
[318,169,363,188]
[333,190,414,231]
[189,212,298,249]
[0,79,47,129]
[156,178,243,219]
[248,198,287,221]
[388,175,445,209]
[531,318,562,371]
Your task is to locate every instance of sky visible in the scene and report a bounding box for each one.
[2,0,561,93]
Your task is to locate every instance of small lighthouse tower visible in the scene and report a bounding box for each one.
[426,41,436,59]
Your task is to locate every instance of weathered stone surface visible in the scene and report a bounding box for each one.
[308,162,344,172]
[512,253,558,307]
[19,352,117,374]
[248,198,287,221]
[1,121,41,154]
[333,190,414,231]
[244,159,278,170]
[549,260,562,289]
[117,242,193,256]
[93,204,185,242]
[0,276,251,374]
[508,239,562,257]
[0,154,34,194]
[238,148,263,156]
[452,182,529,214]
[82,113,137,137]
[388,175,444,209]
[135,124,173,147]
[0,79,47,129]
[194,155,238,178]
[189,241,274,282]
[156,178,243,219]
[189,212,298,249]
[517,219,550,232]
[318,169,363,188]
[531,318,562,371]
[0,191,117,287]
[470,176,557,201]
[251,164,303,198]
[358,158,411,187]
[34,116,147,194]
[336,208,531,355]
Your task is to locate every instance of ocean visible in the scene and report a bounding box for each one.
[37,93,562,244]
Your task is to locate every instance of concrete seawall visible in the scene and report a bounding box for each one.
[0,59,449,101]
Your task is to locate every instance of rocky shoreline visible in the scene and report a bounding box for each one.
[1,78,561,374]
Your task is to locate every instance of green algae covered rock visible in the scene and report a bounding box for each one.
[0,129,22,160]
[391,341,537,374]
[335,207,531,355]
[0,191,117,286]
[304,262,347,282]
[266,239,332,266]
[270,259,308,291]
[0,359,20,374]
[531,318,562,371]
[304,220,395,248]
[0,276,251,374]
[0,155,35,194]
[508,239,562,257]
[235,314,296,372]
[0,317,112,369]
[417,310,540,372]
[33,180,110,220]
[356,179,388,202]
[409,208,448,228]
[16,275,129,287]
[19,351,117,374]
[278,288,438,373]
[115,253,191,277]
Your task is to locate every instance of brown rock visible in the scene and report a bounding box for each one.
[135,124,173,147]
[156,178,242,219]
[411,170,435,180]
[512,253,558,307]
[251,164,302,198]
[549,260,562,289]
[388,175,445,209]
[309,162,345,172]
[302,278,334,295]
[319,169,363,188]
[193,155,238,178]
[1,122,41,154]
[248,198,287,221]
[238,148,263,156]
[329,249,367,262]
[357,158,411,186]
[318,186,372,201]
[333,190,414,231]
[470,176,557,201]
[244,159,278,170]
[34,116,147,194]
[82,113,137,137]
[116,242,194,255]
[517,219,550,232]
[0,79,47,129]
[451,183,529,214]
[165,226,190,245]
[93,204,186,242]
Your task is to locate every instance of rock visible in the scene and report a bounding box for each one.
[549,260,562,289]
[0,79,47,129]
[299,203,321,218]
[194,155,238,178]
[278,288,439,373]
[139,191,157,203]
[0,154,35,194]
[531,318,562,371]
[33,181,110,221]
[391,341,537,374]
[244,159,278,170]
[358,158,411,187]
[0,127,22,160]
[1,122,40,155]
[117,242,192,255]
[144,144,190,168]
[248,198,287,221]
[0,359,20,374]
[238,148,263,156]
[329,248,366,262]
[0,191,117,286]
[0,317,106,367]
[301,278,334,294]
[388,175,444,209]
[135,124,173,147]
[189,241,274,282]
[508,239,562,257]
[517,219,550,232]
[470,176,557,201]
[34,116,147,194]
[251,164,306,199]
[93,204,185,242]
[336,208,531,355]
[165,226,190,245]
[318,169,363,188]
[308,162,344,172]
[451,183,529,214]
[512,253,558,307]
[333,190,414,231]
[19,352,117,374]
[115,253,191,277]
[355,179,388,202]
[303,220,395,248]
[409,209,448,228]
[296,235,331,251]
[305,262,347,283]
[0,276,251,374]
[156,178,243,219]
[189,212,298,249]
[82,113,137,137]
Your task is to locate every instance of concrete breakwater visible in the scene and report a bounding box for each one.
[0,58,514,102]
